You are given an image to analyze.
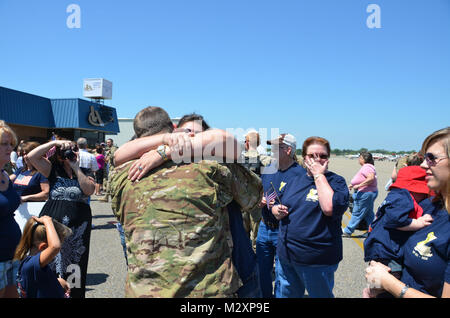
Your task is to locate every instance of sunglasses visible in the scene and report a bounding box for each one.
[306,153,329,160]
[424,152,448,166]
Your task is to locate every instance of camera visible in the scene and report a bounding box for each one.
[56,145,77,162]
[62,149,77,161]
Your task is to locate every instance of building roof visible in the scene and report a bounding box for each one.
[0,86,119,134]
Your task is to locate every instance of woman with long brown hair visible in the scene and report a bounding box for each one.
[27,139,95,298]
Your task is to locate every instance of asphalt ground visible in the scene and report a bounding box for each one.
[86,197,127,298]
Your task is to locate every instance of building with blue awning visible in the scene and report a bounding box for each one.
[0,86,119,146]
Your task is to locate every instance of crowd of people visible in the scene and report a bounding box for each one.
[0,115,448,299]
[0,123,117,298]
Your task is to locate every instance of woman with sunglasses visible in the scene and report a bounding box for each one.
[365,127,449,298]
[273,136,349,298]
[343,151,378,236]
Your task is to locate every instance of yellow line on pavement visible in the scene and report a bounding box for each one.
[342,211,365,251]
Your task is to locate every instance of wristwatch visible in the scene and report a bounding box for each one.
[399,284,409,298]
[157,145,170,161]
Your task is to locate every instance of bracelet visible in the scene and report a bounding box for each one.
[314,173,324,181]
[399,284,409,298]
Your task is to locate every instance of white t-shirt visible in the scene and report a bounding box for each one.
[78,149,99,172]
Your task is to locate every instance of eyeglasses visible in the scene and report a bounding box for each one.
[424,152,448,166]
[306,153,329,160]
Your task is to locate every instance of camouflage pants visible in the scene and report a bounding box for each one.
[242,207,261,251]
[101,165,115,201]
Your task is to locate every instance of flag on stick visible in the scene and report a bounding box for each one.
[265,190,278,210]
[270,182,283,205]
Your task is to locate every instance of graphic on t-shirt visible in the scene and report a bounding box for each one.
[14,174,33,186]
[413,232,437,260]
[306,188,319,202]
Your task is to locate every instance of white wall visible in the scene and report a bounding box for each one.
[105,118,134,147]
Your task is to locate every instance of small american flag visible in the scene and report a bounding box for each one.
[265,190,278,209]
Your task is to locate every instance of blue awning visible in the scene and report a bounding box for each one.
[0,86,119,134]
[0,86,55,128]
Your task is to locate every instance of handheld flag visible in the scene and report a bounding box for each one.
[265,190,278,209]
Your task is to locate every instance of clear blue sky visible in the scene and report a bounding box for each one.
[1,0,449,151]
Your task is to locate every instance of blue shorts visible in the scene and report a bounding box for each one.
[0,260,20,290]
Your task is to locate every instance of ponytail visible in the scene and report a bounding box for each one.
[14,218,47,261]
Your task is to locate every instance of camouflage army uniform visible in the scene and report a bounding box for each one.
[100,145,118,202]
[110,159,262,298]
[241,150,272,248]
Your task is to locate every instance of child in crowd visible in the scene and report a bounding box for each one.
[363,165,433,297]
[14,216,72,298]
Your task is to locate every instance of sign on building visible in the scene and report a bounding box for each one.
[83,78,112,100]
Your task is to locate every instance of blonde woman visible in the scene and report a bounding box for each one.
[0,120,21,298]
[365,127,449,298]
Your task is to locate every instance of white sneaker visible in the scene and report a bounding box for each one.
[342,229,352,237]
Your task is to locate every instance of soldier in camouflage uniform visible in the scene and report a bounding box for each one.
[110,107,262,298]
[99,138,118,202]
[241,131,272,249]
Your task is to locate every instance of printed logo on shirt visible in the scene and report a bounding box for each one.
[413,232,437,260]
[306,188,319,202]
[279,182,287,192]
[14,175,33,186]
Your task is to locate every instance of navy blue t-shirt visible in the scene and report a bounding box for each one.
[276,171,349,265]
[0,179,21,262]
[364,188,427,263]
[17,252,65,298]
[400,199,449,297]
[13,168,48,197]
[260,162,306,225]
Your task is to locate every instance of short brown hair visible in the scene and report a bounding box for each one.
[245,132,260,147]
[133,106,174,138]
[302,136,331,158]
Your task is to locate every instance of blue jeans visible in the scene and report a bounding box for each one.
[0,260,19,291]
[344,191,378,235]
[276,258,339,298]
[227,201,262,298]
[115,222,128,266]
[255,221,279,298]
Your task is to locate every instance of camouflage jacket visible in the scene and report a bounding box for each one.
[110,160,262,298]
[242,149,272,167]
[105,145,118,167]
